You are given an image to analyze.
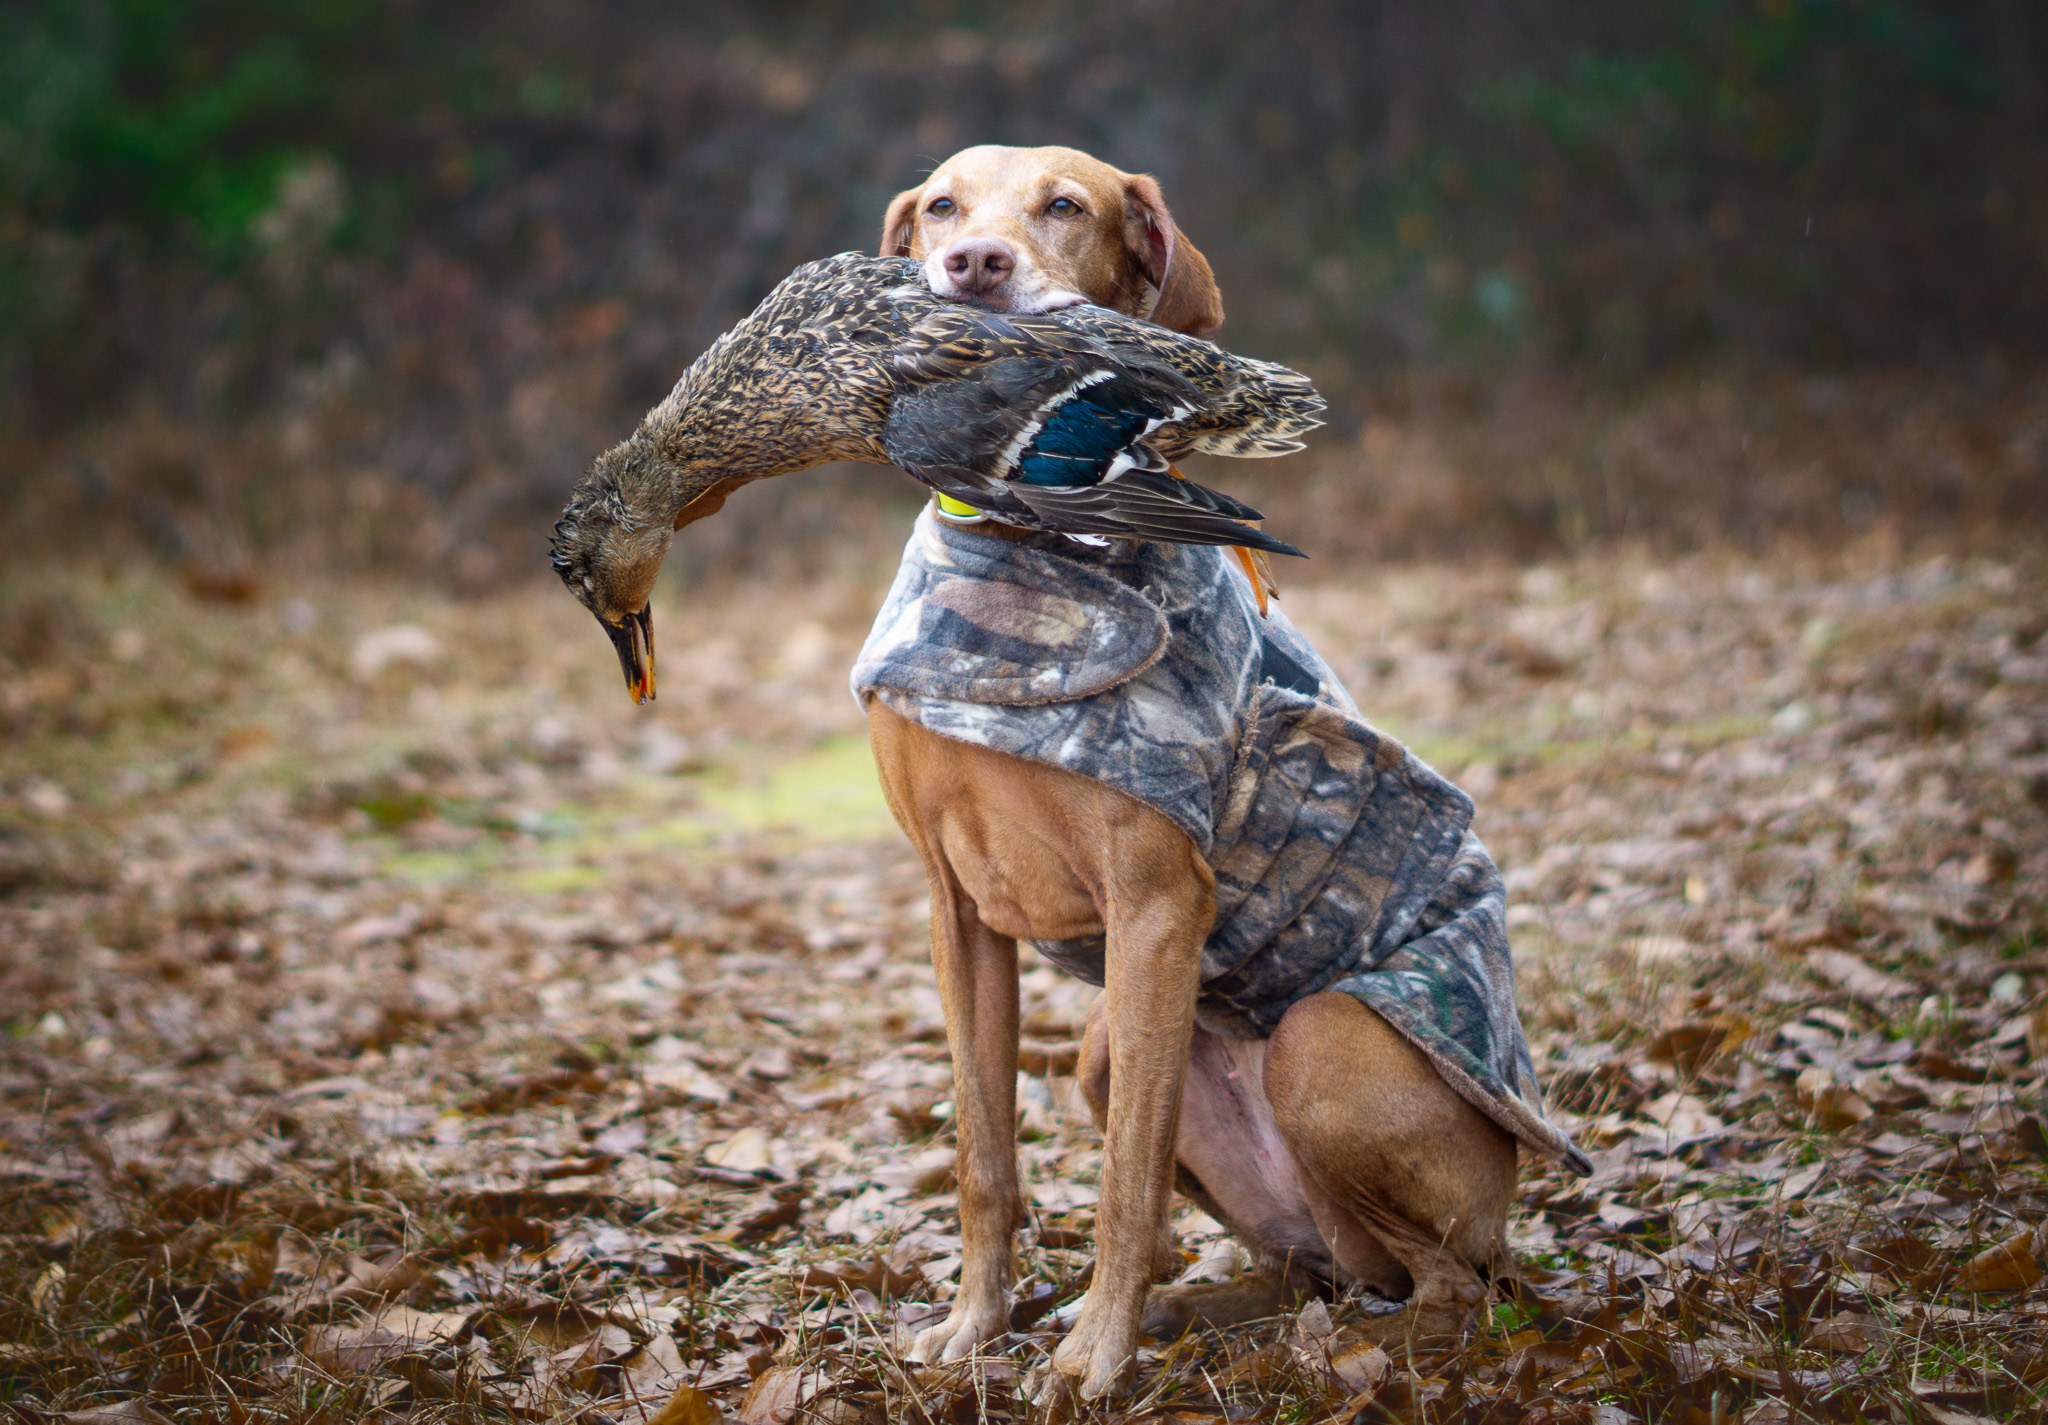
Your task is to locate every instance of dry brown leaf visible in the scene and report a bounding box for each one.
[1794,1068,1874,1129]
[803,1255,923,1297]
[645,1060,732,1104]
[30,1262,66,1315]
[1017,1039,1081,1075]
[717,1185,808,1243]
[1290,1297,1336,1345]
[705,1126,775,1173]
[1806,1311,1884,1353]
[638,1383,722,1425]
[1645,1014,1750,1073]
[871,1145,956,1193]
[304,1306,470,1375]
[1327,1340,1393,1396]
[1919,1408,2002,1425]
[497,1300,615,1350]
[59,1407,176,1425]
[2028,1003,2048,1066]
[315,1250,429,1308]
[1289,1299,1392,1396]
[736,1364,810,1424]
[551,1322,637,1389]
[620,1333,691,1400]
[1955,1231,2043,1292]
[1807,949,1915,1001]
[1214,1341,1290,1390]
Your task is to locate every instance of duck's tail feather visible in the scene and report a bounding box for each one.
[1005,467,1307,557]
[1166,356,1326,458]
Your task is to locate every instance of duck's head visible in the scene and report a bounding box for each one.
[550,447,674,704]
[552,431,759,704]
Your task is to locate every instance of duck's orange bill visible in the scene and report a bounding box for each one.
[606,606,656,704]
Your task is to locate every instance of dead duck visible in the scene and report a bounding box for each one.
[550,251,1323,702]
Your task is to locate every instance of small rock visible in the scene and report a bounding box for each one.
[1771,700,1814,735]
[350,623,442,680]
[20,779,68,816]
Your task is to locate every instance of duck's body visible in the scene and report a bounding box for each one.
[551,253,1323,699]
[873,287,1318,550]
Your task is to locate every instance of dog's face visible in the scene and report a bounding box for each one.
[881,144,1224,339]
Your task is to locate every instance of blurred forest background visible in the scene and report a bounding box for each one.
[3,0,2046,588]
[8,9,2048,1420]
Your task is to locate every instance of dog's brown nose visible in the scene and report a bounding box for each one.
[940,238,1016,294]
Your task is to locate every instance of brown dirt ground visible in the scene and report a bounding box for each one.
[2,537,2045,1423]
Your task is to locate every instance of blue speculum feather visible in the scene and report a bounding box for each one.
[1012,392,1153,487]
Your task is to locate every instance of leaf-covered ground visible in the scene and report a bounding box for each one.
[2,542,2045,1423]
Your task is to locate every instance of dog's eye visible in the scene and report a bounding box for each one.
[1048,197,1083,218]
[927,197,956,217]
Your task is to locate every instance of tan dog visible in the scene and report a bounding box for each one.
[881,143,1224,339]
[871,146,1520,1406]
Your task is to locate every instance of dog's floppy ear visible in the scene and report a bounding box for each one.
[880,185,924,258]
[1121,173,1224,339]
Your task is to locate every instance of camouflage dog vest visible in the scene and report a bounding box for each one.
[853,506,1588,1174]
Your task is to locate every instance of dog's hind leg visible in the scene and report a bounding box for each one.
[1265,992,1518,1349]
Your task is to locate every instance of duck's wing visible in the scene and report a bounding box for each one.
[880,326,1304,555]
[1026,307,1326,459]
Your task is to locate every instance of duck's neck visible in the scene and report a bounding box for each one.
[601,372,784,535]
[607,325,878,532]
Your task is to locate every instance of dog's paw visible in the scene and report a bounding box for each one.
[1138,1277,1295,1337]
[908,1297,1009,1365]
[1026,1298,1138,1406]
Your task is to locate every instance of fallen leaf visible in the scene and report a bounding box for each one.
[1807,949,1915,1001]
[871,1145,956,1192]
[638,1382,722,1425]
[30,1262,66,1315]
[1327,1340,1393,1396]
[304,1305,472,1374]
[736,1364,809,1424]
[551,1322,636,1389]
[705,1127,775,1173]
[1645,1014,1749,1074]
[2029,1003,2048,1065]
[719,1185,807,1242]
[1214,1341,1290,1390]
[1955,1230,2043,1292]
[1640,1090,1725,1137]
[645,1060,733,1103]
[1919,1409,2001,1425]
[312,1251,430,1308]
[1806,1312,1883,1353]
[620,1334,692,1403]
[1794,1068,1873,1129]
[1017,1039,1081,1075]
[803,1256,923,1297]
[1009,1280,1059,1330]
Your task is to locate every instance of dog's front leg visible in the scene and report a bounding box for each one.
[908,864,1022,1366]
[1035,871,1210,1405]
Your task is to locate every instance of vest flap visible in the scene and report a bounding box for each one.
[854,524,1170,706]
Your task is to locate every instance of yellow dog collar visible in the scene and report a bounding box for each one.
[934,492,987,524]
